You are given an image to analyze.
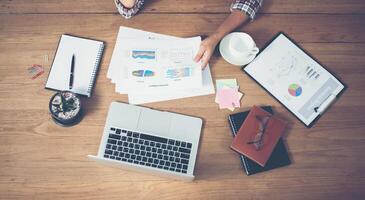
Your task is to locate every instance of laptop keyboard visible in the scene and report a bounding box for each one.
[104,127,193,174]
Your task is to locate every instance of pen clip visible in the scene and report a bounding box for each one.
[314,94,336,115]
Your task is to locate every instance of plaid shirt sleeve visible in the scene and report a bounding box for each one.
[230,0,263,21]
[114,0,145,19]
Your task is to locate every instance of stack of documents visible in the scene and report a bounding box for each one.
[108,27,215,104]
[215,79,244,111]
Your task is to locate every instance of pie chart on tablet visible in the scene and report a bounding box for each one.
[288,83,302,97]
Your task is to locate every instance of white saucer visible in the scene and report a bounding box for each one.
[219,33,257,66]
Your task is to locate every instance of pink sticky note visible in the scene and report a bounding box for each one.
[216,88,240,109]
[223,92,244,111]
[215,86,239,103]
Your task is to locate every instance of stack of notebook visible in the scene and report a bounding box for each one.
[228,106,291,175]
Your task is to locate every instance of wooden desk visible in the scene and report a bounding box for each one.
[1,1,365,199]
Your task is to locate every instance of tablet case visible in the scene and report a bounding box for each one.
[228,106,291,175]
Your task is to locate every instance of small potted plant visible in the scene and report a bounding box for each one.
[49,91,82,126]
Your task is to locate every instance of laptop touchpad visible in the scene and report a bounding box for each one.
[137,108,171,137]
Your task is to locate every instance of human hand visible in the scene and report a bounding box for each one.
[194,34,220,69]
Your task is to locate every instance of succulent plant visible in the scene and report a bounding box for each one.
[59,92,76,112]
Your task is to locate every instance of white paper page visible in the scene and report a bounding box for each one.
[123,37,202,93]
[108,27,178,79]
[128,65,215,104]
[46,35,103,97]
[107,26,215,104]
[244,34,344,125]
[108,27,179,94]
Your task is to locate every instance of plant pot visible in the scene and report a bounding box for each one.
[49,91,83,127]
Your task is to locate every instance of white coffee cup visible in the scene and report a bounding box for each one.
[219,32,259,66]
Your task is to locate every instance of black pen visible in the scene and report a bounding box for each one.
[69,54,75,90]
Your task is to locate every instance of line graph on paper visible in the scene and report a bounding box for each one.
[268,51,322,81]
[269,52,299,79]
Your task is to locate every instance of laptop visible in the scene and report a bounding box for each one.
[88,101,203,181]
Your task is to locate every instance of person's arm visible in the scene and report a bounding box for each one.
[194,0,263,69]
[194,10,249,68]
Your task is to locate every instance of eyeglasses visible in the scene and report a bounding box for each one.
[247,115,271,150]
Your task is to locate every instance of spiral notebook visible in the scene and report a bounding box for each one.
[45,34,104,97]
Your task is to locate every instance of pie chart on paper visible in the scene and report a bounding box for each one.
[288,83,302,97]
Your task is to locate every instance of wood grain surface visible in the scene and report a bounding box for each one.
[0,0,365,199]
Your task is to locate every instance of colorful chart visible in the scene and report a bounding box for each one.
[288,83,302,97]
[132,70,155,77]
[132,50,156,60]
[166,67,192,79]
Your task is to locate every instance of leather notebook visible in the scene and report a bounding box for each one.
[231,106,288,167]
[228,106,291,175]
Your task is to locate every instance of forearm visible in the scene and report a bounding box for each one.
[211,10,249,41]
[194,0,263,68]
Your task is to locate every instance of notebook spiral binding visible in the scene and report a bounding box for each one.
[87,43,104,97]
[228,115,251,174]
